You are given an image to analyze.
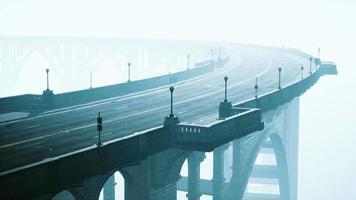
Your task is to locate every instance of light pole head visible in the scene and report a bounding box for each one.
[170,86,174,93]
[301,65,304,70]
[46,68,49,73]
[278,67,282,72]
[224,76,228,82]
[128,62,131,67]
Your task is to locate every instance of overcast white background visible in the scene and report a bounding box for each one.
[1,0,356,199]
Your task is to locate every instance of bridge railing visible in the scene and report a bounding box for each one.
[0,56,230,114]
[175,108,263,151]
[0,94,43,113]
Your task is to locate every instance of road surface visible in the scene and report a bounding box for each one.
[0,44,313,172]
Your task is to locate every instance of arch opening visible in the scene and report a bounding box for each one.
[242,134,289,199]
[98,170,125,200]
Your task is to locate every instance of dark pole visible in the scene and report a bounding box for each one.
[278,67,282,89]
[224,76,228,101]
[128,62,131,82]
[170,86,174,117]
[97,112,103,147]
[187,54,190,71]
[46,68,49,90]
[254,77,258,98]
[309,57,312,74]
[301,65,304,79]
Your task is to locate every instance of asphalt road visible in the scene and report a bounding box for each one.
[0,44,314,172]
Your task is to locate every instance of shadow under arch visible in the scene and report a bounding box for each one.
[58,168,132,200]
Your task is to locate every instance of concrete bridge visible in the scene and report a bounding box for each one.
[0,40,336,200]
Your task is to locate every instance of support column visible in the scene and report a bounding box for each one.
[213,146,225,200]
[69,175,107,200]
[231,140,241,176]
[103,175,115,200]
[187,152,205,200]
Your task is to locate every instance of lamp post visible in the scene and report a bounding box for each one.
[187,54,190,71]
[254,77,258,98]
[45,68,50,90]
[224,76,228,102]
[128,62,131,82]
[318,48,320,59]
[169,86,174,117]
[219,46,222,59]
[278,67,282,89]
[301,65,304,79]
[309,57,312,74]
[90,70,92,89]
[210,49,213,61]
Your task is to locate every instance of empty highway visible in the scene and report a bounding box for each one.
[0,44,314,172]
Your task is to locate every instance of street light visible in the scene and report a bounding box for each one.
[169,86,174,117]
[128,62,131,82]
[210,48,213,61]
[318,48,320,59]
[301,65,304,79]
[187,54,190,71]
[224,76,228,102]
[309,57,312,74]
[278,67,282,89]
[90,70,92,89]
[254,77,258,98]
[219,46,222,59]
[45,68,50,90]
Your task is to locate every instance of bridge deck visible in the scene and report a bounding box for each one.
[0,45,326,173]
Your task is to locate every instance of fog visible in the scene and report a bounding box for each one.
[1,0,356,199]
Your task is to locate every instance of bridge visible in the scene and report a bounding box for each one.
[0,38,337,200]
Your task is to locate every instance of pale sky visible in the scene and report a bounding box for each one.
[1,1,356,199]
[0,0,355,61]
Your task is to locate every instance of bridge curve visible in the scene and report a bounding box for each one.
[0,42,336,200]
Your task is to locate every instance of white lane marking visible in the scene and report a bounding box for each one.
[0,55,274,148]
[0,132,62,149]
[93,132,113,138]
[115,106,128,111]
[0,60,237,126]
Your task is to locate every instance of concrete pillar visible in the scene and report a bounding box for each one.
[124,149,189,200]
[69,175,107,200]
[213,146,225,200]
[231,140,241,176]
[270,134,290,200]
[187,152,205,200]
[104,175,116,200]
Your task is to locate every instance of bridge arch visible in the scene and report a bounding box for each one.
[269,133,290,199]
[96,168,131,200]
[242,133,290,200]
[51,190,76,200]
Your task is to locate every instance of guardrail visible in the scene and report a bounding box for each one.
[175,108,263,151]
[0,56,230,114]
[0,94,43,113]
